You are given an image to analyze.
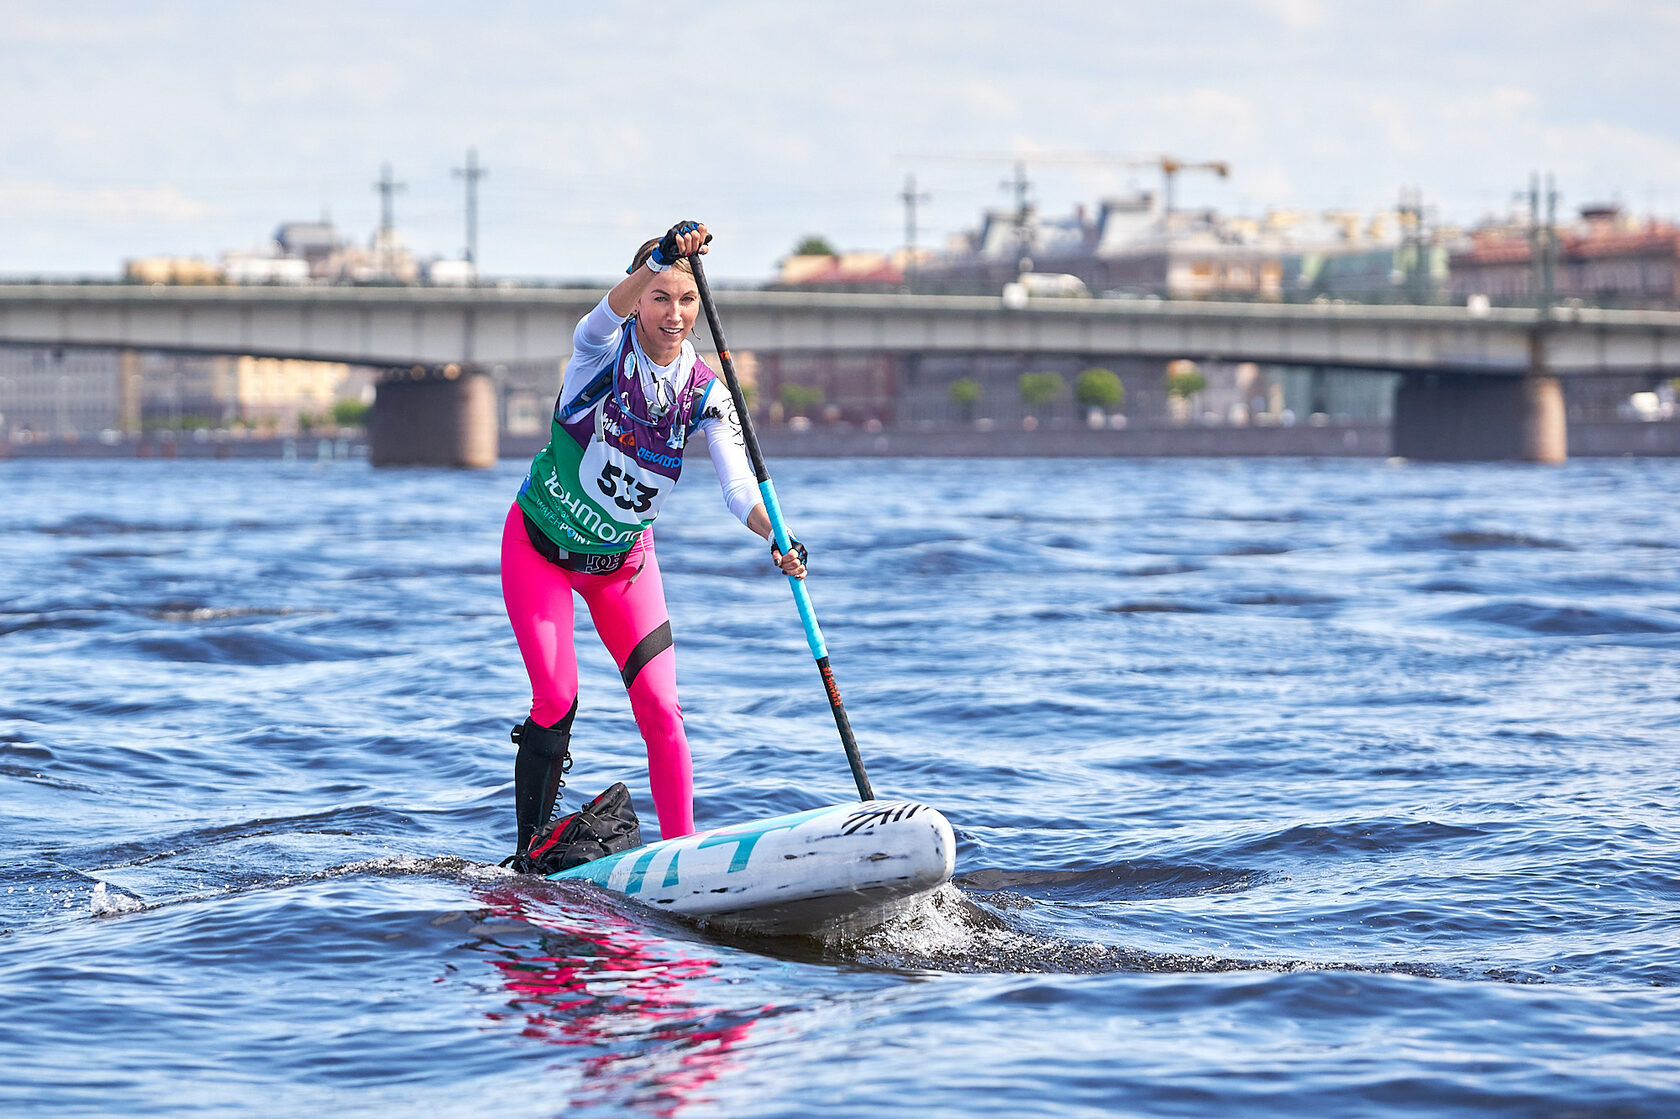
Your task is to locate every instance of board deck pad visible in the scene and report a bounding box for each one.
[546,799,955,936]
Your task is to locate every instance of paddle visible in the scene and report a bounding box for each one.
[687,251,877,802]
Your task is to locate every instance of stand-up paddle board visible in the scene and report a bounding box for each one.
[546,799,955,937]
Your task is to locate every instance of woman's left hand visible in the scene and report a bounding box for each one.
[771,539,808,580]
[656,220,710,266]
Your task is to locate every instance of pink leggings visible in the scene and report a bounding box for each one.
[500,505,693,838]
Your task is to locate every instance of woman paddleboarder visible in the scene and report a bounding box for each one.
[500,221,806,862]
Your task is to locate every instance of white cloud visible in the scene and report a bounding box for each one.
[1146,88,1263,140]
[0,181,213,223]
[1250,0,1329,29]
[1362,96,1424,157]
[957,81,1024,124]
[1539,121,1680,201]
[1443,86,1540,123]
[2,9,177,45]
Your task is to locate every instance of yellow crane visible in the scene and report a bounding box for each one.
[1150,157,1231,217]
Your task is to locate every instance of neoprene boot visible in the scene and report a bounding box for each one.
[511,700,577,854]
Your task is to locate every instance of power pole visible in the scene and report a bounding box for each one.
[1000,160,1032,275]
[374,163,406,239]
[1544,172,1558,309]
[453,148,488,266]
[899,173,930,290]
[1528,172,1559,313]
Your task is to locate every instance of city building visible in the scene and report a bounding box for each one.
[1449,205,1680,309]
[1278,209,1457,304]
[121,213,465,288]
[0,347,130,439]
[770,251,907,293]
[123,257,223,285]
[229,355,363,430]
[247,217,423,284]
[0,346,369,441]
[792,191,1454,304]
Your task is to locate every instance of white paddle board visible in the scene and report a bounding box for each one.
[546,799,955,937]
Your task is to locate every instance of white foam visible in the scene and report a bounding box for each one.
[317,853,517,885]
[851,884,988,957]
[89,881,144,917]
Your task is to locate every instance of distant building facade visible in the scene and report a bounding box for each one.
[769,251,909,293]
[779,191,1459,305]
[0,346,368,441]
[0,347,130,439]
[1449,205,1680,308]
[123,215,473,288]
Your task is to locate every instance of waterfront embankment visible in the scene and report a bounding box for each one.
[5,418,1678,461]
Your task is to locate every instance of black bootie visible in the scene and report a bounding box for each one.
[511,700,577,854]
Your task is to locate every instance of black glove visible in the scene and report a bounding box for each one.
[649,221,702,271]
[771,537,809,568]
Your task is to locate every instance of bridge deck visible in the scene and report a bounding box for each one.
[2,283,1679,376]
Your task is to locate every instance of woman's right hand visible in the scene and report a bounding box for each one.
[771,538,808,580]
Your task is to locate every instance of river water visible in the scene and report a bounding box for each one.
[3,455,1678,1117]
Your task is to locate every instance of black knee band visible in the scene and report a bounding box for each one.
[619,620,673,689]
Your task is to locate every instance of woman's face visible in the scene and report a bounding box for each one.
[634,270,701,360]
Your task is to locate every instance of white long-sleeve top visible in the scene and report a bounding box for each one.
[561,295,759,527]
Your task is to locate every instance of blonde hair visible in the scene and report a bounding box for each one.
[630,238,695,275]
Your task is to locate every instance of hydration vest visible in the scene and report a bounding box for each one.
[517,326,717,555]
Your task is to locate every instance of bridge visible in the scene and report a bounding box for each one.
[4,282,1680,462]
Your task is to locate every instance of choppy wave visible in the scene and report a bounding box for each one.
[1438,600,1680,637]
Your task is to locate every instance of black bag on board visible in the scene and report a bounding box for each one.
[517,782,643,874]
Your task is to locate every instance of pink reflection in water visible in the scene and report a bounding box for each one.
[472,887,769,1116]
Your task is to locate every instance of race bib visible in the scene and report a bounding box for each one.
[578,437,675,527]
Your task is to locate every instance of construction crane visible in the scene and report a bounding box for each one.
[1151,157,1230,217]
[902,150,1231,221]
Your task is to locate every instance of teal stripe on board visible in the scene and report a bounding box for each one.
[546,847,632,887]
[544,805,844,891]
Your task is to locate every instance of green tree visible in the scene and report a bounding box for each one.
[331,399,370,426]
[793,235,837,257]
[1074,367,1124,412]
[1165,362,1206,399]
[1018,371,1066,415]
[780,383,825,416]
[948,377,981,421]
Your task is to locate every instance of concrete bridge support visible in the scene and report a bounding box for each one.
[368,365,499,468]
[1391,371,1567,463]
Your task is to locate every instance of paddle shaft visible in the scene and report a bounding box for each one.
[687,253,875,802]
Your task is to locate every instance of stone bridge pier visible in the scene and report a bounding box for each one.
[1391,368,1567,464]
[367,363,499,468]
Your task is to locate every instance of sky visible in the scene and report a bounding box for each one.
[2,0,1677,283]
